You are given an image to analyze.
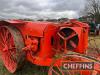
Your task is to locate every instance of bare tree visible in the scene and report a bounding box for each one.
[83,0,100,23]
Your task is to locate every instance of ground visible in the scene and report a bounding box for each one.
[0,60,49,75]
[0,35,100,75]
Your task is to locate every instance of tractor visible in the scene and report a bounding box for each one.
[0,19,100,75]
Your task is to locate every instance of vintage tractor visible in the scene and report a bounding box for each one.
[0,19,100,75]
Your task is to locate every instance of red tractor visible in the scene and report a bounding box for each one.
[0,20,100,75]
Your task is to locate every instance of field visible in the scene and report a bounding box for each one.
[0,35,100,75]
[0,60,49,75]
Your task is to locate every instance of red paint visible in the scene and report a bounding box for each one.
[0,20,92,74]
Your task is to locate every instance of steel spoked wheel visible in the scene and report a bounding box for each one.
[48,52,100,75]
[58,28,79,51]
[0,25,25,73]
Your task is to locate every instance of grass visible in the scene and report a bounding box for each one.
[88,35,100,48]
[0,60,49,75]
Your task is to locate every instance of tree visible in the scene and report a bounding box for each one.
[83,0,100,23]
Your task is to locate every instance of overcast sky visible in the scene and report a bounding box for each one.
[0,0,86,19]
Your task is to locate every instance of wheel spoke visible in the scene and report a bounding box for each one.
[56,64,64,75]
[0,28,9,46]
[66,32,77,41]
[52,68,60,75]
[60,32,66,37]
[2,28,8,44]
[0,39,5,47]
[4,29,9,44]
[69,40,77,48]
[7,35,14,48]
[0,32,5,44]
[57,32,65,40]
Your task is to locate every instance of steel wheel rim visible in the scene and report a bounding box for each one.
[0,26,17,73]
[0,25,25,73]
[48,53,100,75]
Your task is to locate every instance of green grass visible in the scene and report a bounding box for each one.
[88,35,100,48]
[0,60,49,75]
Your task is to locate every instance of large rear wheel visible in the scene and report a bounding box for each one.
[0,25,25,73]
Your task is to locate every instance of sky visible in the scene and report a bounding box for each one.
[0,0,86,19]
